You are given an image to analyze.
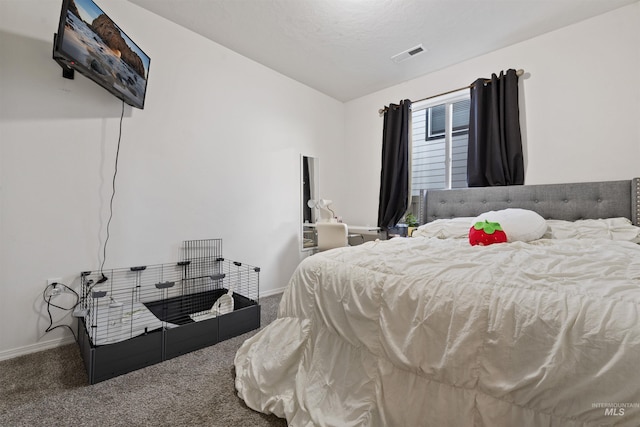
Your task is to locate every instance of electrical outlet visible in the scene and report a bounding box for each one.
[47,278,62,287]
[47,278,62,294]
[45,278,63,299]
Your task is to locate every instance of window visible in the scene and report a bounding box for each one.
[411,89,470,196]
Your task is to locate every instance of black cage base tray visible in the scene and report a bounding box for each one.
[77,290,260,384]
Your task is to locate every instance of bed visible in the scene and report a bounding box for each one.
[234,179,640,426]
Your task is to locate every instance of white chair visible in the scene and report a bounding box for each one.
[316,222,348,251]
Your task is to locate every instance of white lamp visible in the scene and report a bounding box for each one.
[307,198,336,222]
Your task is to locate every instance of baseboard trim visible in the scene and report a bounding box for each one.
[0,336,76,362]
[260,286,287,298]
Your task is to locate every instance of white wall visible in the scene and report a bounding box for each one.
[0,0,344,358]
[340,3,640,226]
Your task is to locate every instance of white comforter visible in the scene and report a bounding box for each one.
[234,237,640,426]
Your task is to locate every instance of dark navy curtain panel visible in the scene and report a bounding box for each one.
[467,69,524,187]
[378,99,412,229]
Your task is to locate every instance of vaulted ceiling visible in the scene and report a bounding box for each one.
[129,0,638,102]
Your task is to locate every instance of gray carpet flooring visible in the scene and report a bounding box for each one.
[0,293,287,427]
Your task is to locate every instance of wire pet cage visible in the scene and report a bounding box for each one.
[76,239,260,384]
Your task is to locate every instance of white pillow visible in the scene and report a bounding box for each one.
[546,217,640,242]
[472,209,547,242]
[413,217,474,239]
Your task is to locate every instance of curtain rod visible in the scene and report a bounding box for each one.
[378,69,524,116]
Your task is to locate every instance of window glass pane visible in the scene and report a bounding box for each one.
[451,134,468,188]
[428,104,446,137]
[411,89,469,195]
[411,139,446,188]
[412,107,446,195]
[452,99,470,131]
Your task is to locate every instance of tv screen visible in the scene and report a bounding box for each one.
[53,0,150,109]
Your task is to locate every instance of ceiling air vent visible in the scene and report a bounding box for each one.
[391,44,425,63]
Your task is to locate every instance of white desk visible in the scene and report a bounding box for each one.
[303,223,380,233]
[302,223,381,249]
[346,225,381,234]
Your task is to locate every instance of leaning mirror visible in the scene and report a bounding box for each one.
[301,155,319,250]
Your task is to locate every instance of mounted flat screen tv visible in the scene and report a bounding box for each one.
[53,0,150,109]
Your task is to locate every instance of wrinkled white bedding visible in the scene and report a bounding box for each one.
[235,237,640,426]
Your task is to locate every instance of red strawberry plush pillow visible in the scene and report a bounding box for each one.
[469,209,548,245]
[469,220,508,246]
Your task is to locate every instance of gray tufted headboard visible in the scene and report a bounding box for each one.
[422,178,640,225]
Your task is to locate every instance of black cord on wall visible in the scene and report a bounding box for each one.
[42,282,80,341]
[99,99,125,280]
[42,101,126,340]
